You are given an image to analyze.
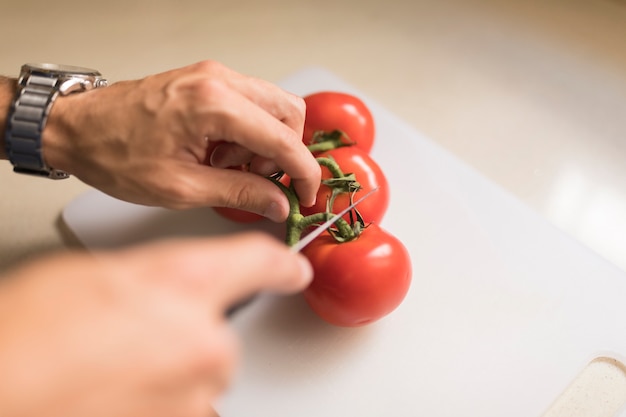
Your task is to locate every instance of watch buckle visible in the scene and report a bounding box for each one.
[13,167,70,180]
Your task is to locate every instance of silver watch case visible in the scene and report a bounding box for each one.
[5,63,108,179]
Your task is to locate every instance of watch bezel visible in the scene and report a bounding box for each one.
[22,63,102,77]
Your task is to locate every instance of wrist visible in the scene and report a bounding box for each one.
[0,77,18,160]
[41,93,82,175]
[4,64,107,179]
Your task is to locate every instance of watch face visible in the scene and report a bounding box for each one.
[23,63,101,76]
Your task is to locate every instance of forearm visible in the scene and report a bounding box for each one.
[0,76,18,160]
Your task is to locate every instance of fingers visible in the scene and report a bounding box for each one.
[209,143,279,177]
[177,61,320,207]
[192,61,306,138]
[209,143,254,169]
[122,232,313,314]
[170,163,289,222]
[201,233,314,311]
[195,83,320,207]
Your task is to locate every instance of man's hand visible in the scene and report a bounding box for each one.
[43,61,320,221]
[0,232,313,417]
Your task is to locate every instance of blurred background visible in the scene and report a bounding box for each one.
[1,0,626,415]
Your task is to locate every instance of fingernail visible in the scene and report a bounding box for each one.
[263,202,285,223]
[297,254,314,287]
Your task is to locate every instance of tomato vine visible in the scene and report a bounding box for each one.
[269,155,362,248]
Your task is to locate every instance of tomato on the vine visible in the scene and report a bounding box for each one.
[302,223,412,327]
[299,146,389,225]
[303,92,375,154]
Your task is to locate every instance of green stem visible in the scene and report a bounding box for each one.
[270,177,300,216]
[307,142,337,153]
[286,212,357,246]
[269,178,304,246]
[329,216,357,241]
[316,156,345,178]
[306,129,353,153]
[298,213,355,239]
[268,177,358,247]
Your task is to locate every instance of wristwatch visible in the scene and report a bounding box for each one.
[4,63,108,179]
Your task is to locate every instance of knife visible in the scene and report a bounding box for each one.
[290,186,379,253]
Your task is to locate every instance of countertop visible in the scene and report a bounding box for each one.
[1,0,625,415]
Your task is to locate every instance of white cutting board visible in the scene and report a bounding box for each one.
[63,68,626,417]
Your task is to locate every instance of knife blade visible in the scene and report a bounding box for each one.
[290,186,379,253]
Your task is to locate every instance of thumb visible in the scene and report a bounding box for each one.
[181,164,290,222]
[198,232,314,312]
[114,232,314,314]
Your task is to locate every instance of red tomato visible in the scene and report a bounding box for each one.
[303,92,375,153]
[302,224,412,327]
[300,146,389,225]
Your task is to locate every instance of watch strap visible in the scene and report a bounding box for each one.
[5,74,69,179]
